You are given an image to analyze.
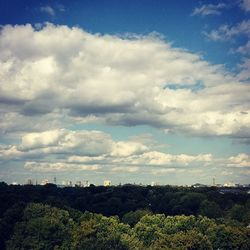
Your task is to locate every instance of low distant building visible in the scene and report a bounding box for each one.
[104,180,111,186]
[192,183,207,188]
[62,180,73,187]
[223,182,236,187]
[67,181,73,187]
[41,179,49,185]
[75,181,82,187]
[151,182,160,186]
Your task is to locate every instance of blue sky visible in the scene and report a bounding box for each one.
[0,0,249,185]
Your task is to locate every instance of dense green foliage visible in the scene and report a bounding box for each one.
[0,183,249,249]
[4,203,250,250]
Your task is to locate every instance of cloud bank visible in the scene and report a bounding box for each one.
[0,24,249,140]
[0,129,249,174]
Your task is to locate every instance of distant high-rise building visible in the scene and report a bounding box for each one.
[85,180,90,187]
[67,181,73,187]
[26,179,33,185]
[54,177,57,185]
[62,180,73,187]
[212,178,216,186]
[104,180,111,186]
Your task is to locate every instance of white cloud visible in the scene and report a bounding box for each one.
[25,161,101,172]
[67,155,106,164]
[237,58,250,80]
[0,128,249,175]
[18,129,113,156]
[40,4,65,17]
[0,24,249,138]
[130,151,213,166]
[111,166,139,173]
[241,0,250,11]
[192,3,226,16]
[0,129,217,171]
[228,153,250,167]
[40,6,55,17]
[236,41,250,55]
[204,20,250,41]
[20,130,64,151]
[111,141,148,157]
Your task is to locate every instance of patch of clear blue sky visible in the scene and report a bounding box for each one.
[164,80,205,92]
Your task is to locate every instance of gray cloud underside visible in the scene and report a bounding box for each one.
[0,24,249,138]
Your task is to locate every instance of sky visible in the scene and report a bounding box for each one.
[0,0,250,186]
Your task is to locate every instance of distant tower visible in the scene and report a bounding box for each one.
[54,177,57,185]
[26,179,33,185]
[213,178,216,186]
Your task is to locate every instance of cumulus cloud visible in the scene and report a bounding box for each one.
[0,24,249,139]
[111,141,149,157]
[18,129,113,156]
[129,151,213,166]
[191,3,226,16]
[228,153,250,167]
[0,128,249,183]
[0,129,225,172]
[111,166,139,173]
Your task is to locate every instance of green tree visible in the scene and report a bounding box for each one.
[152,230,212,250]
[0,202,26,250]
[6,203,75,250]
[199,200,222,218]
[72,211,141,250]
[228,204,248,222]
[134,214,166,247]
[122,209,152,226]
[207,224,250,250]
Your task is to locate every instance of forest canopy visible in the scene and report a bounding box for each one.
[0,183,249,249]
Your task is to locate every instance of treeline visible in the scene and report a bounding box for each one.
[1,203,250,249]
[0,182,249,249]
[0,182,249,222]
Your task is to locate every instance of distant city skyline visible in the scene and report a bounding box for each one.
[0,0,250,185]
